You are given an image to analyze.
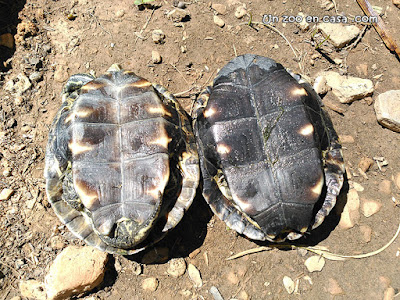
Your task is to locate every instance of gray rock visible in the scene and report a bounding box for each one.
[318,23,360,48]
[320,71,373,103]
[374,90,400,132]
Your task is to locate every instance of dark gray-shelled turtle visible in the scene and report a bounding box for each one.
[193,54,345,242]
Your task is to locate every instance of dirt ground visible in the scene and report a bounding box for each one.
[1,0,400,299]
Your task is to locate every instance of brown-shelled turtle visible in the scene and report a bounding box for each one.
[45,65,199,255]
[193,54,345,242]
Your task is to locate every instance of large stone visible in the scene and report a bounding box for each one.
[317,23,360,48]
[45,246,108,300]
[374,90,400,132]
[321,71,373,103]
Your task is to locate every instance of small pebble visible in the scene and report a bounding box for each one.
[395,173,400,190]
[152,30,166,44]
[115,9,125,17]
[313,76,329,95]
[142,277,159,292]
[50,235,65,250]
[0,188,14,201]
[151,50,162,64]
[167,258,186,278]
[361,199,382,217]
[327,278,344,295]
[129,261,142,276]
[351,181,364,192]
[339,135,355,143]
[29,71,42,82]
[358,157,374,173]
[209,286,224,300]
[379,180,392,195]
[211,3,227,14]
[283,276,295,294]
[384,287,395,300]
[226,271,239,285]
[213,15,225,27]
[304,256,325,272]
[237,290,249,300]
[235,6,247,18]
[3,169,11,177]
[188,264,202,287]
[359,225,372,243]
[54,65,69,83]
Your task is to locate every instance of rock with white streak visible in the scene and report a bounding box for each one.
[318,23,360,48]
[320,71,373,103]
[45,246,108,300]
[374,90,400,132]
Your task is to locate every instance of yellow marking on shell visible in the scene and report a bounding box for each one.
[74,180,99,210]
[149,133,172,149]
[68,141,93,155]
[147,105,172,117]
[203,107,216,118]
[80,82,106,92]
[117,216,130,223]
[147,187,162,199]
[300,226,308,233]
[298,123,314,136]
[232,194,253,211]
[291,87,308,97]
[216,143,231,155]
[129,79,152,88]
[65,108,93,123]
[267,234,276,240]
[311,175,324,196]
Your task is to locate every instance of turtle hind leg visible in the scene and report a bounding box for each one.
[312,146,345,229]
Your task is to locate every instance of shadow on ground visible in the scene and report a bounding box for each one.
[0,0,26,71]
[128,189,213,264]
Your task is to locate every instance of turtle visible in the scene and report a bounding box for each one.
[192,54,345,242]
[44,64,199,255]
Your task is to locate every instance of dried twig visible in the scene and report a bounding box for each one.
[227,223,400,261]
[135,8,155,44]
[356,0,400,57]
[240,21,301,70]
[169,63,189,84]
